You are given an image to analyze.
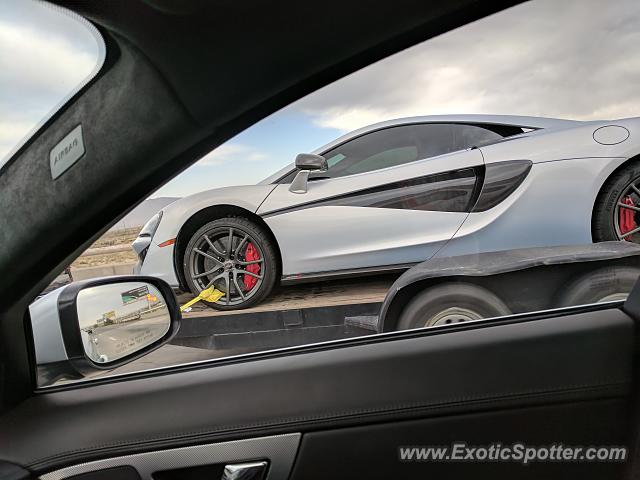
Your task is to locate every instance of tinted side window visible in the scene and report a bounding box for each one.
[317,125,420,180]
[278,123,508,184]
[451,124,503,150]
[317,123,496,180]
[411,123,456,159]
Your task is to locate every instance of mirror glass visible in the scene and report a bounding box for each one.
[76,281,170,364]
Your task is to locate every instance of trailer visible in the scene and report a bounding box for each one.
[167,275,391,358]
[111,241,640,378]
[377,241,640,332]
[177,241,640,347]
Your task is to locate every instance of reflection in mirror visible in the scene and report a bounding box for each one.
[76,281,170,364]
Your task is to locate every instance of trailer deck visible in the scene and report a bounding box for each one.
[177,274,396,318]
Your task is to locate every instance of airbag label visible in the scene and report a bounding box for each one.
[50,124,85,179]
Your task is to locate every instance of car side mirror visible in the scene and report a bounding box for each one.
[295,153,328,171]
[289,153,328,194]
[30,276,180,386]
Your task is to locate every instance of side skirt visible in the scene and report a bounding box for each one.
[280,262,416,285]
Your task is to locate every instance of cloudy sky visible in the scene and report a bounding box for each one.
[0,0,102,164]
[2,0,640,197]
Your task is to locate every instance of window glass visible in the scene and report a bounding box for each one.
[315,125,419,179]
[350,145,418,174]
[280,123,511,183]
[412,123,457,159]
[0,0,104,167]
[313,123,505,180]
[451,124,503,150]
[22,0,640,387]
[326,153,346,168]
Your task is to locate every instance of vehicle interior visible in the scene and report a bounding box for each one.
[2,0,640,479]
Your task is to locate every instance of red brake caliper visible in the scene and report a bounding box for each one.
[620,196,636,240]
[243,242,261,291]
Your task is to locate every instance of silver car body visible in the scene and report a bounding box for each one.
[136,114,639,288]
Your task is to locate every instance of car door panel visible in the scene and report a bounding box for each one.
[0,306,632,478]
[259,149,484,276]
[290,400,629,480]
[259,148,483,212]
[265,207,469,276]
[40,435,300,480]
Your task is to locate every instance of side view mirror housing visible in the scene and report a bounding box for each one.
[294,153,328,171]
[30,276,180,386]
[289,153,328,194]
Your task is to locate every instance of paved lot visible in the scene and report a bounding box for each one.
[84,310,169,362]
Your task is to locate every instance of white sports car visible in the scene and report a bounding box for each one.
[132,114,640,309]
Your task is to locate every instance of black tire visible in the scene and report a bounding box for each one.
[557,267,640,307]
[397,283,511,330]
[593,161,640,242]
[183,217,278,310]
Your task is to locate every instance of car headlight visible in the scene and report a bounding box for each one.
[132,211,163,260]
[139,211,163,239]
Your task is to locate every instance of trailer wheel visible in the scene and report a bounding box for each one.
[397,283,511,330]
[558,266,640,306]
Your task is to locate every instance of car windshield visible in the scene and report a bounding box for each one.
[7,0,640,387]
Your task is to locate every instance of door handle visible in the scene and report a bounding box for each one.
[221,461,268,480]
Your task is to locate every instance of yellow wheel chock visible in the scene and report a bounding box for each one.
[180,286,225,312]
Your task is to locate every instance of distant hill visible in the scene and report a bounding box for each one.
[110,197,179,231]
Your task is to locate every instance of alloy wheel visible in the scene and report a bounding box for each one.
[187,226,265,306]
[614,177,640,241]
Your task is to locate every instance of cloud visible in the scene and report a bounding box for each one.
[0,118,35,160]
[292,0,640,132]
[0,19,99,102]
[0,0,102,164]
[197,143,269,166]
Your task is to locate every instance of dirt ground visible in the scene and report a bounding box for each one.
[71,250,138,268]
[71,227,141,268]
[91,227,141,248]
